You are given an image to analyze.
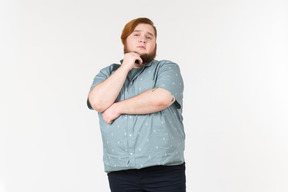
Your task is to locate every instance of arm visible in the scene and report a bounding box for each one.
[88,66,129,112]
[88,52,143,112]
[102,87,175,124]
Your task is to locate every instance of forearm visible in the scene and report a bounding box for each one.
[102,88,175,124]
[88,66,129,112]
[115,88,175,115]
[88,52,144,112]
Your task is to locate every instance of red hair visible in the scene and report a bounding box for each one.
[121,18,157,45]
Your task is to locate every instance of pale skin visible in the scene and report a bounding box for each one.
[88,23,176,124]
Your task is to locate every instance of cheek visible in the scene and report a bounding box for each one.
[126,39,137,49]
[125,42,133,52]
[148,44,156,52]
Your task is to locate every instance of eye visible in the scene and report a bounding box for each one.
[134,33,139,36]
[146,36,152,40]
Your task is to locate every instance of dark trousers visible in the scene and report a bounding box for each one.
[107,163,186,192]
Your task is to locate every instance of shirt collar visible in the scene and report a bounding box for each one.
[119,59,155,67]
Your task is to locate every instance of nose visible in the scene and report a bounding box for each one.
[139,35,146,43]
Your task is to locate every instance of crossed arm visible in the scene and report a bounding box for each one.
[101,87,175,124]
[88,53,176,124]
[89,81,175,124]
[88,70,175,124]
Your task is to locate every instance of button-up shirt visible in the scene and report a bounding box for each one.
[88,60,185,172]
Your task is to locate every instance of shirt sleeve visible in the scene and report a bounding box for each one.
[87,64,120,110]
[155,61,184,109]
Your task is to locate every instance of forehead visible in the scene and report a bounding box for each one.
[133,23,155,36]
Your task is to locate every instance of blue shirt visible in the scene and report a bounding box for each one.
[88,60,185,172]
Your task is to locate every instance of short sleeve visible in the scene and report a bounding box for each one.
[87,64,120,109]
[155,61,184,109]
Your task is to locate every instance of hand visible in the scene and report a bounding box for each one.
[121,52,143,71]
[102,103,121,124]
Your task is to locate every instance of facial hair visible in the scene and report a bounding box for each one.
[124,44,157,64]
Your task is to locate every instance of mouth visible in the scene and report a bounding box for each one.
[137,46,146,49]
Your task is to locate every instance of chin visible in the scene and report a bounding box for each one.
[124,45,157,64]
[130,49,147,55]
[138,51,149,56]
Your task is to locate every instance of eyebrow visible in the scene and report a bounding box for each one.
[133,30,154,37]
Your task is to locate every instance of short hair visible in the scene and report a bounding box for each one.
[121,17,157,45]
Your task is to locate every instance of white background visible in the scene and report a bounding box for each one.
[1,0,288,191]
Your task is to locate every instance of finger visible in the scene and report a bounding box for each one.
[103,116,113,124]
[135,58,142,65]
[104,118,112,124]
[135,56,143,65]
[132,52,142,62]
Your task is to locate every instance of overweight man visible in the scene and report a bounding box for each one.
[87,17,186,192]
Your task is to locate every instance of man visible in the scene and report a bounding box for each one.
[87,17,185,192]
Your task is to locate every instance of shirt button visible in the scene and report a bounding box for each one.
[130,153,133,155]
[129,134,132,137]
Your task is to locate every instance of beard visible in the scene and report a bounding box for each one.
[124,44,157,64]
